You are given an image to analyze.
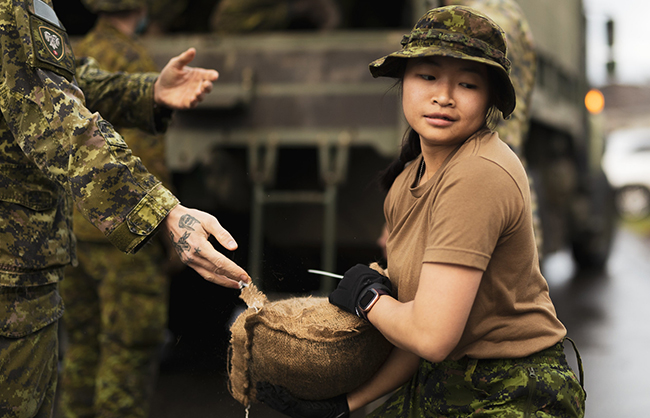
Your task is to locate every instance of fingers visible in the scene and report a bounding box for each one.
[187,83,207,108]
[165,206,251,286]
[187,73,217,108]
[182,242,250,288]
[173,49,218,82]
[201,79,214,93]
[202,213,238,251]
[193,216,251,285]
[200,69,219,82]
[174,47,197,70]
[187,95,200,109]
[195,78,214,100]
[192,264,242,289]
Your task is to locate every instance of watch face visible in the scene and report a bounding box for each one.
[359,289,376,309]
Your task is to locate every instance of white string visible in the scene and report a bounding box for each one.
[244,404,250,418]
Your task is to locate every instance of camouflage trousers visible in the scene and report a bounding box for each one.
[366,340,586,417]
[58,241,169,418]
[0,284,63,418]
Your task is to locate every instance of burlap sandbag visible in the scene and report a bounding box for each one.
[228,277,393,406]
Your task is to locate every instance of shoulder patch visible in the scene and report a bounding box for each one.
[38,25,64,61]
[28,14,76,81]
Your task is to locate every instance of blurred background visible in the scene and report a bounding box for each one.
[53,0,650,416]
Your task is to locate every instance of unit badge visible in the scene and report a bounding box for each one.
[38,26,64,61]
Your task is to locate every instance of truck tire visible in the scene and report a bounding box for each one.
[571,170,616,271]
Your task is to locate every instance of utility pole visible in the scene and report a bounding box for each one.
[606,17,616,84]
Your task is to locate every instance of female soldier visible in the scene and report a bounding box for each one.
[257,5,586,417]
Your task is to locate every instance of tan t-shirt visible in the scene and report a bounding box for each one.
[384,130,565,360]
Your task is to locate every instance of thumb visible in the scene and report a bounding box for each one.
[173,47,197,70]
[202,215,238,251]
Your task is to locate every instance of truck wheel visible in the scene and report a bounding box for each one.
[571,170,616,271]
[614,185,650,220]
[571,221,614,271]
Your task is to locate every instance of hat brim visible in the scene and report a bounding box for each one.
[369,46,516,118]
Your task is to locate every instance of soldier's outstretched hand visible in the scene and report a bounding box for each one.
[162,205,251,289]
[154,47,219,109]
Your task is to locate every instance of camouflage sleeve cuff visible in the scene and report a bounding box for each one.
[106,184,180,254]
[153,99,174,133]
[125,73,173,134]
[130,72,160,133]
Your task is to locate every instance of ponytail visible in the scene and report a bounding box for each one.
[378,128,421,192]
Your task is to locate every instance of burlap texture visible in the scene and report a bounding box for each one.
[228,282,393,406]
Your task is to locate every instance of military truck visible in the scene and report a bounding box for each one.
[62,0,612,295]
[126,0,612,293]
[58,0,614,370]
[514,0,615,271]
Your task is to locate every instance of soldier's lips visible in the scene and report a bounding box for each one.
[425,113,455,127]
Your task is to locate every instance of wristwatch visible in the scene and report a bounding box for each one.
[356,287,390,319]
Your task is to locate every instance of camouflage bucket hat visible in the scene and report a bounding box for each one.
[81,0,148,13]
[369,5,516,117]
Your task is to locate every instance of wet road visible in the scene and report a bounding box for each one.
[544,225,650,417]
[150,225,650,417]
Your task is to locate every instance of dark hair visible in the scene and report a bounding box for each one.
[378,128,421,192]
[377,63,503,192]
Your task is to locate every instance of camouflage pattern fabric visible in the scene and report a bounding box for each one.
[71,16,172,241]
[0,0,178,288]
[0,286,59,418]
[58,16,172,418]
[367,342,586,417]
[0,281,62,417]
[74,56,171,135]
[60,242,168,418]
[369,5,516,118]
[0,0,177,416]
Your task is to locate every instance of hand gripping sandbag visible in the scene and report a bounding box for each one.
[228,281,393,406]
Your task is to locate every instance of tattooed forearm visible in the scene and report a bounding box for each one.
[179,214,200,231]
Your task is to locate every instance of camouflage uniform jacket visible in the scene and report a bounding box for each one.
[0,0,179,288]
[72,17,172,241]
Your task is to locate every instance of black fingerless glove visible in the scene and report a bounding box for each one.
[256,382,350,418]
[328,264,392,319]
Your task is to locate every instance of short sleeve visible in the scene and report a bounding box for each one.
[424,157,525,270]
